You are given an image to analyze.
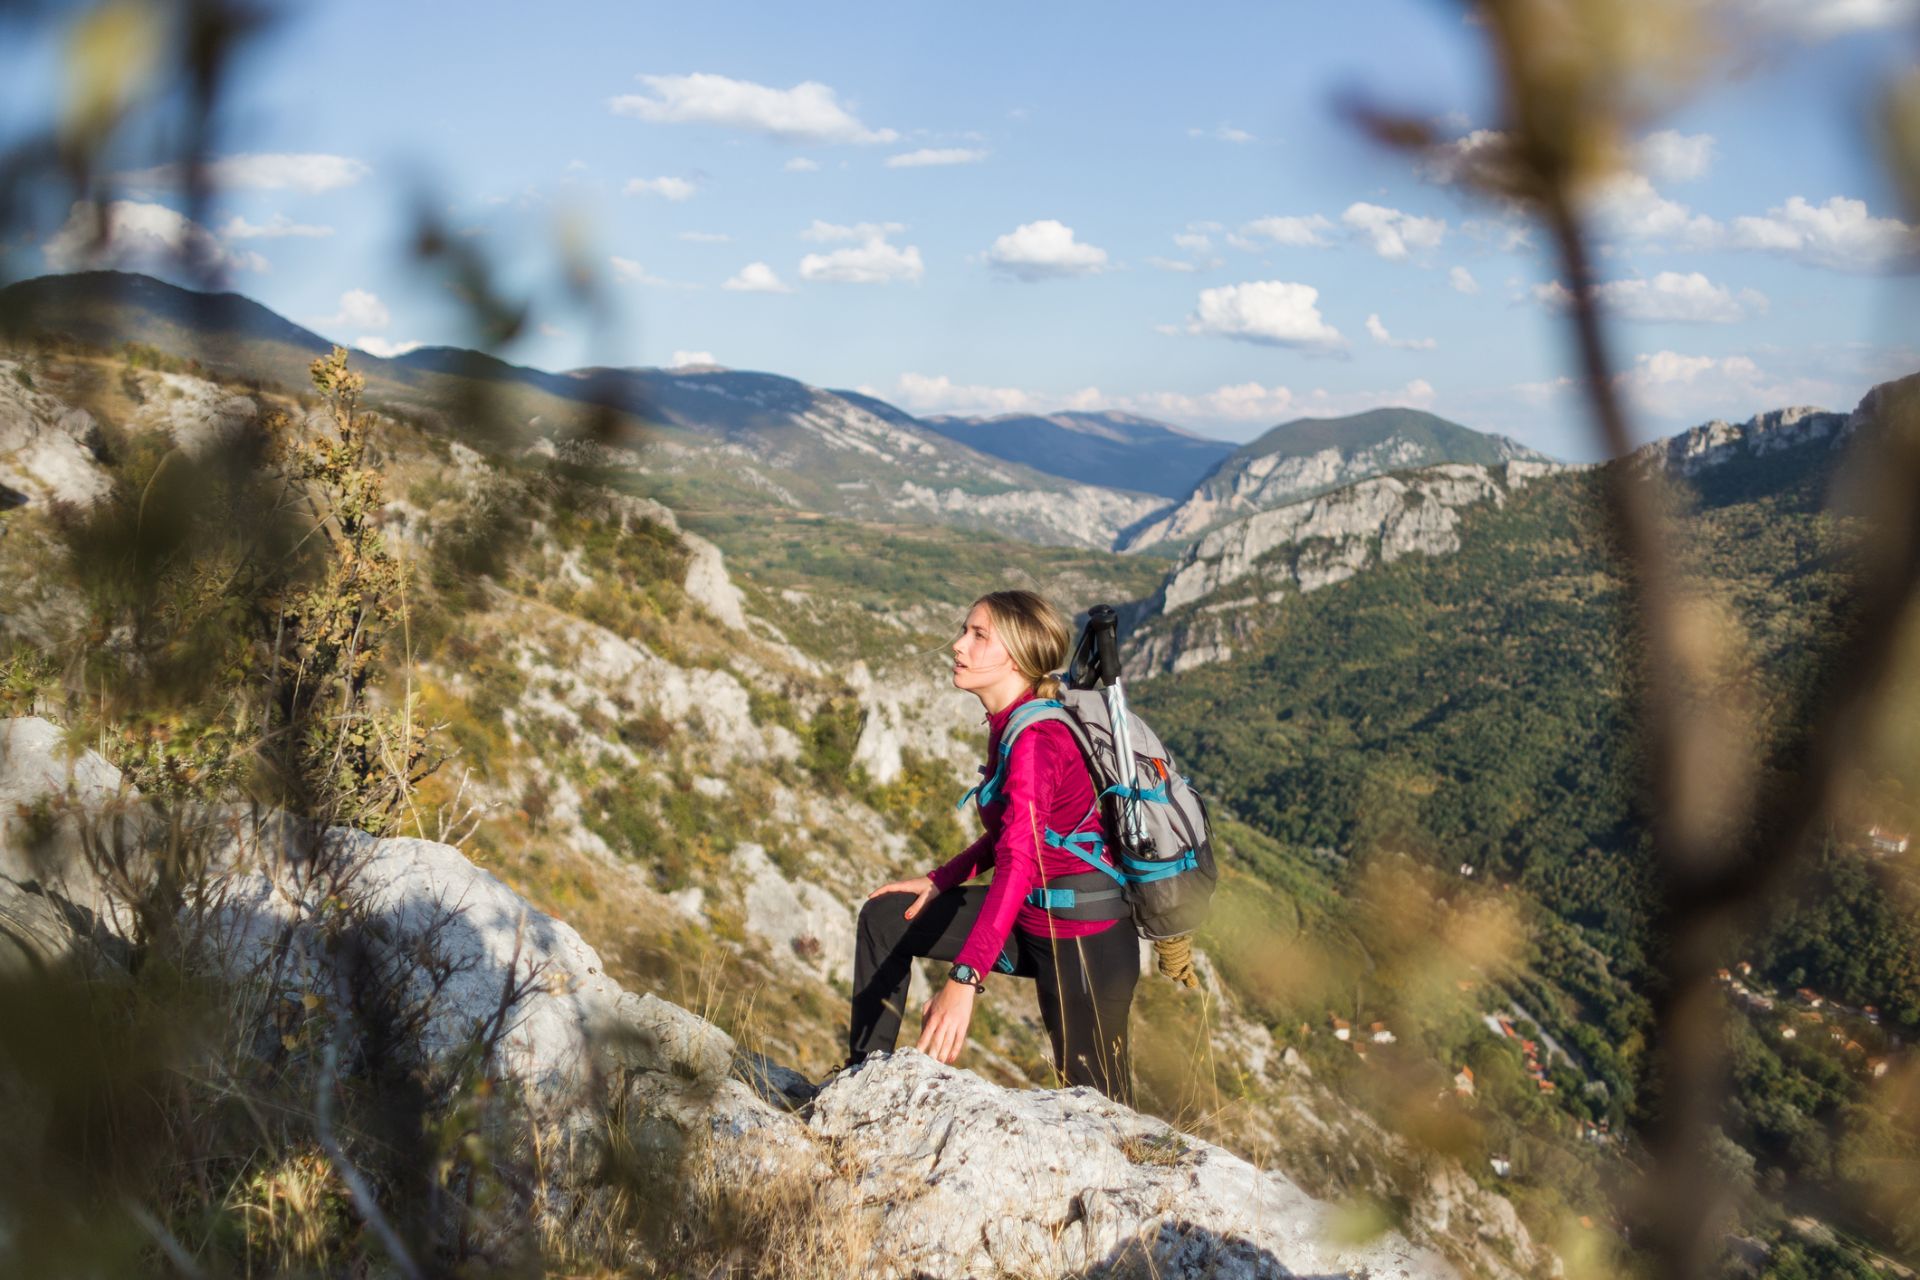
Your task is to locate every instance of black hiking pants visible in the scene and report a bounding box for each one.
[849,887,1139,1105]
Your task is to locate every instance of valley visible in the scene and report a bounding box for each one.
[2,270,1917,1278]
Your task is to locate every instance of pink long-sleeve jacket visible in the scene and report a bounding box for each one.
[927,689,1122,973]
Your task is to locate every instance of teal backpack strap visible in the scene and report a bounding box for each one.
[953,699,1066,810]
[1042,827,1127,887]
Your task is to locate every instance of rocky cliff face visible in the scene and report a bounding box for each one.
[1120,422,1546,555]
[1631,404,1848,476]
[1128,462,1568,676]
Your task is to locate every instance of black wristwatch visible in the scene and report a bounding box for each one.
[948,963,985,993]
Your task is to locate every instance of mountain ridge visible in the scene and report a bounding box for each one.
[902,408,1235,500]
[0,271,1168,547]
[1119,406,1552,553]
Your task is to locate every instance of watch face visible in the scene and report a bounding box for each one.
[951,964,981,984]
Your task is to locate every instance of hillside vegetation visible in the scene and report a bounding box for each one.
[1132,417,1920,1267]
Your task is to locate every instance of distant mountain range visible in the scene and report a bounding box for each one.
[909,411,1234,501]
[0,271,1545,553]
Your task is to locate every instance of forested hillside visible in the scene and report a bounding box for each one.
[1133,408,1920,1265]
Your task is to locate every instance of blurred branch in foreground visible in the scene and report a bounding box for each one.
[1352,1,1920,1274]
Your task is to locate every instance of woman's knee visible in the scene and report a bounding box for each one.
[858,891,917,937]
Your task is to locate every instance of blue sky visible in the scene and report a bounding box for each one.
[5,0,1919,458]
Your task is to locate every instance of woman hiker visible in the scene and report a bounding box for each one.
[848,590,1139,1104]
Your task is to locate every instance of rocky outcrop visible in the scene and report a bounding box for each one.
[847,659,979,786]
[734,840,857,985]
[1633,405,1846,476]
[1129,463,1547,676]
[1121,426,1545,554]
[681,532,750,631]
[805,1051,1454,1279]
[0,361,112,506]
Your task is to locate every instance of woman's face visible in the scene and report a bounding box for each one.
[951,604,1018,693]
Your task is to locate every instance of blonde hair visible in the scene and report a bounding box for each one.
[971,590,1072,700]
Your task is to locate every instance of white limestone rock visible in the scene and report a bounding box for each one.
[1162,466,1504,616]
[210,827,635,1104]
[529,613,799,769]
[891,480,1166,551]
[1121,431,1543,554]
[0,363,112,506]
[0,717,140,931]
[1128,465,1513,677]
[140,375,258,459]
[734,841,856,984]
[680,531,749,631]
[847,660,979,786]
[810,1051,1456,1279]
[1634,405,1846,477]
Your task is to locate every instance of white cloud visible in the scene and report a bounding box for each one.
[43,200,267,278]
[801,219,906,242]
[1132,378,1437,423]
[310,288,390,331]
[1416,129,1516,189]
[1729,195,1917,273]
[1533,271,1767,323]
[608,73,897,144]
[118,153,371,194]
[610,256,675,287]
[676,230,731,243]
[784,157,821,172]
[1615,348,1845,422]
[670,350,718,368]
[1727,0,1920,39]
[1449,265,1481,294]
[1153,231,1227,272]
[881,373,1437,427]
[886,147,987,168]
[1516,349,1846,429]
[1188,124,1257,143]
[983,220,1109,281]
[1511,375,1577,407]
[1236,214,1335,248]
[799,237,924,284]
[1461,217,1533,251]
[1581,172,1915,270]
[1586,172,1723,247]
[221,213,333,239]
[1636,130,1716,183]
[1342,202,1447,259]
[1365,313,1438,350]
[721,261,794,292]
[624,176,696,201]
[889,372,1102,416]
[353,336,423,359]
[1184,280,1344,348]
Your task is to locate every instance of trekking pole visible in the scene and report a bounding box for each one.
[1073,606,1148,852]
[1106,678,1148,851]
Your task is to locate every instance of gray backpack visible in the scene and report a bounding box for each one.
[961,681,1218,941]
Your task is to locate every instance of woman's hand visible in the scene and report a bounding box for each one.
[867,875,936,920]
[915,979,976,1064]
